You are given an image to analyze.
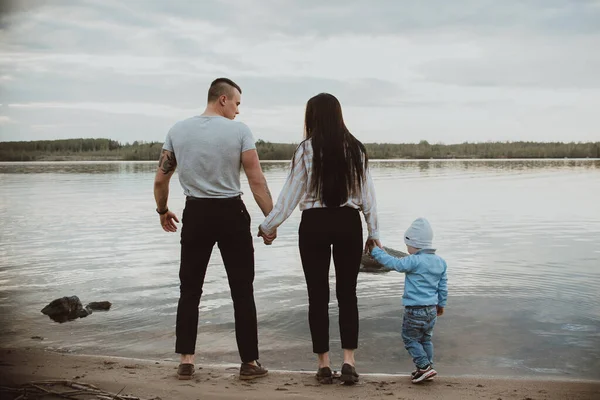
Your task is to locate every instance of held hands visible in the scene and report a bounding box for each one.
[258,226,277,245]
[160,211,179,232]
[364,238,383,254]
[436,305,444,316]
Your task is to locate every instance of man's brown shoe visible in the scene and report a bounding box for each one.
[177,363,195,380]
[239,361,268,380]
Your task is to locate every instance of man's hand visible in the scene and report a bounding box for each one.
[160,211,179,232]
[258,226,276,245]
[364,238,382,254]
[436,305,444,316]
[154,149,177,232]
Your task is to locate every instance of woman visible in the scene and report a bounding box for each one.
[258,93,380,385]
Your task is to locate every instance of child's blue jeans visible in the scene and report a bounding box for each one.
[401,305,438,369]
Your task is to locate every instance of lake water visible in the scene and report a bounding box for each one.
[0,159,599,380]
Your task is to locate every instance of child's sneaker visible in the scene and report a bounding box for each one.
[411,368,435,381]
[411,365,437,383]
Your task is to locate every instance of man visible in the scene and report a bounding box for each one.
[153,78,275,380]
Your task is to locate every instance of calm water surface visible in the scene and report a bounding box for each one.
[0,160,599,379]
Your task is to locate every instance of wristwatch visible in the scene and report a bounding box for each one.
[156,207,169,215]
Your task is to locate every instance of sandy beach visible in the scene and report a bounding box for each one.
[1,348,598,400]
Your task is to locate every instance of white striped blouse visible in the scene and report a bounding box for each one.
[259,139,380,239]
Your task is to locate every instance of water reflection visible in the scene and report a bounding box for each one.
[373,159,600,172]
[0,160,599,379]
[1,159,599,175]
[0,161,159,175]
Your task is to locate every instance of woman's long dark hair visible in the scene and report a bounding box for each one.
[293,93,368,207]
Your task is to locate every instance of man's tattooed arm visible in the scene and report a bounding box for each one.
[154,150,177,212]
[158,150,177,174]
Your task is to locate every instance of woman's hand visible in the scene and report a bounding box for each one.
[258,226,277,245]
[364,238,382,254]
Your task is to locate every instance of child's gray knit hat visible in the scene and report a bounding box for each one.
[404,217,434,249]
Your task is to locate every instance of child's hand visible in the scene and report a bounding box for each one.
[364,239,382,254]
[436,306,444,316]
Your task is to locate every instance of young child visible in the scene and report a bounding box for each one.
[369,217,448,384]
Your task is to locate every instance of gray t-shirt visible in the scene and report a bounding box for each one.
[162,116,256,198]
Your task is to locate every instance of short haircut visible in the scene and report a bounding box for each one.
[207,78,242,102]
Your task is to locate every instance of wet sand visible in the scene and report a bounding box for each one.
[1,348,598,400]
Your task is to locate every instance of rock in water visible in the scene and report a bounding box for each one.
[87,301,112,311]
[41,296,92,323]
[359,246,408,273]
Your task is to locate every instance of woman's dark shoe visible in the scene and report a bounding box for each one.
[316,366,333,384]
[177,363,195,380]
[340,363,359,385]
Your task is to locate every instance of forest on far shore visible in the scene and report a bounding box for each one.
[1,138,599,161]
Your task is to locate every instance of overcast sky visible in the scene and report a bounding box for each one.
[1,0,599,144]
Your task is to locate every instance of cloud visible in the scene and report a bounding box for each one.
[0,0,599,143]
[0,105,174,143]
[0,115,15,124]
[418,34,600,89]
[8,102,196,118]
[113,0,600,37]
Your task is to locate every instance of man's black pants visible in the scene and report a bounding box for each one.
[175,197,258,363]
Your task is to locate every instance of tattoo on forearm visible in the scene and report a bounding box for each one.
[158,150,177,174]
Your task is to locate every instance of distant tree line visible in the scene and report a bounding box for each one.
[364,140,600,159]
[1,138,599,161]
[0,139,163,161]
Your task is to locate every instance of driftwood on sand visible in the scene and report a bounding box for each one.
[0,380,160,400]
[41,296,112,323]
[359,246,407,273]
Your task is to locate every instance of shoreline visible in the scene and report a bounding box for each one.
[1,348,599,400]
[1,157,599,164]
[21,347,600,383]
